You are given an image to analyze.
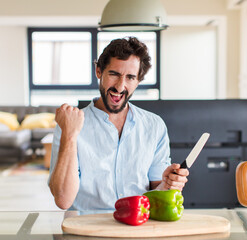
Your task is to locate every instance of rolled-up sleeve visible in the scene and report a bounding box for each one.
[148,118,171,181]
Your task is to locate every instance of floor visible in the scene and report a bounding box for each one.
[0,158,61,211]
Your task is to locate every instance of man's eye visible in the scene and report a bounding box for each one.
[109,73,118,76]
[109,74,118,78]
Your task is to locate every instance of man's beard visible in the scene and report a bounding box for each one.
[99,83,133,114]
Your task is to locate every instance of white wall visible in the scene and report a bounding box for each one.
[0,26,28,105]
[239,1,247,98]
[161,26,216,99]
[0,0,108,16]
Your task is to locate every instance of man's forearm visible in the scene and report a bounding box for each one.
[49,134,79,210]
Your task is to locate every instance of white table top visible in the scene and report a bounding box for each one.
[0,208,247,239]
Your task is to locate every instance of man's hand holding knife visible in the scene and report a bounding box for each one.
[156,133,210,191]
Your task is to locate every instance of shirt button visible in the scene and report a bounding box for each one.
[119,193,123,197]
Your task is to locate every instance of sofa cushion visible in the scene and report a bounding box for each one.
[32,128,55,140]
[0,129,31,147]
[0,106,38,123]
[20,113,56,129]
[0,111,20,130]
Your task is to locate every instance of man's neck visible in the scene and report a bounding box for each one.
[94,97,129,137]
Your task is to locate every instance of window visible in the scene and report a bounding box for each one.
[28,28,160,105]
[32,32,92,86]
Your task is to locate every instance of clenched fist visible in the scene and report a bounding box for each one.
[55,103,84,140]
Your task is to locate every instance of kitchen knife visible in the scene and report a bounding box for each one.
[180,133,210,169]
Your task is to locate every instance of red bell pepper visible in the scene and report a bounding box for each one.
[113,196,150,226]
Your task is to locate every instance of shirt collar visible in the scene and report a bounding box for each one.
[88,97,108,121]
[89,97,135,124]
[127,101,136,124]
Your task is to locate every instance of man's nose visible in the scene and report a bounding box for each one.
[114,77,126,93]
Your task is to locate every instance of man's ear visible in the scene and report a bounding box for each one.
[95,67,102,79]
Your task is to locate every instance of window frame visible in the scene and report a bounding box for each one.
[27,27,161,92]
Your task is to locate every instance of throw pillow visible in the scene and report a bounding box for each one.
[0,111,20,130]
[20,112,56,129]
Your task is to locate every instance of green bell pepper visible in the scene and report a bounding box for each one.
[143,189,184,221]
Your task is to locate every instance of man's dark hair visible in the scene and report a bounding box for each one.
[96,37,151,81]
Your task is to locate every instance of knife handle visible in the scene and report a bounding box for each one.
[173,160,187,175]
[180,160,187,169]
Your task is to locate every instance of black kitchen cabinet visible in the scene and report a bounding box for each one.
[171,146,242,208]
[129,99,247,208]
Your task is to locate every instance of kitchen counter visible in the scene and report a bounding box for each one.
[0,208,247,239]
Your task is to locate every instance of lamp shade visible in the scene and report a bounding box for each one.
[99,0,168,31]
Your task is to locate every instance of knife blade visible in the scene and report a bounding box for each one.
[180,133,210,169]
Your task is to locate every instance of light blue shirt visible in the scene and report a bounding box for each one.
[49,99,171,211]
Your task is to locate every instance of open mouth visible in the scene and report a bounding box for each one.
[109,91,124,104]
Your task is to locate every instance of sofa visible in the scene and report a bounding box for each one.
[0,105,58,163]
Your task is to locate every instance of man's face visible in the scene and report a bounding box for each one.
[96,55,140,114]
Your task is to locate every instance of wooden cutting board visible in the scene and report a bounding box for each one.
[62,213,230,238]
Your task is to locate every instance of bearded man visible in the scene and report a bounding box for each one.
[48,37,189,211]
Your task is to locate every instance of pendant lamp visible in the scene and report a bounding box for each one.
[99,0,169,31]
